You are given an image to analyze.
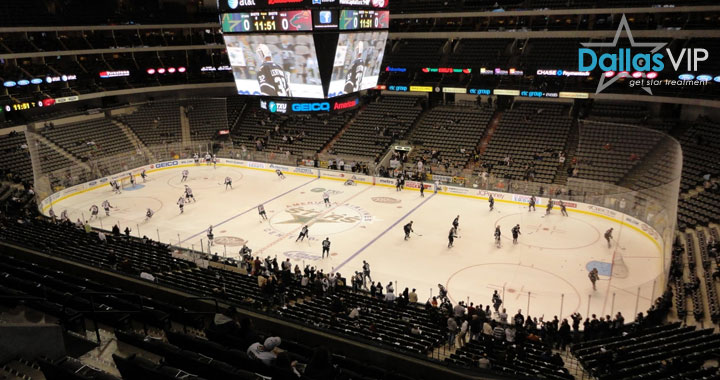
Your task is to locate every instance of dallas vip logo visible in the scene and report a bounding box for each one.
[579,14,709,95]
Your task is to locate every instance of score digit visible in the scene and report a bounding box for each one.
[243,19,251,32]
[282,18,289,31]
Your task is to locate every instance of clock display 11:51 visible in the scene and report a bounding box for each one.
[254,20,277,31]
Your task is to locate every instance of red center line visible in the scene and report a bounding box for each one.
[257,185,373,254]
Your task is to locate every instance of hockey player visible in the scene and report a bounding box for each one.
[89,205,99,220]
[494,226,502,248]
[403,221,414,240]
[258,204,268,221]
[224,176,233,190]
[256,44,292,97]
[184,185,195,202]
[322,237,331,259]
[511,224,521,245]
[114,180,122,194]
[296,225,309,242]
[604,228,614,248]
[145,208,154,220]
[343,41,366,94]
[323,191,331,207]
[205,152,211,166]
[489,194,495,211]
[212,154,217,168]
[452,215,460,229]
[438,284,448,303]
[589,268,599,290]
[101,200,112,216]
[448,226,458,248]
[420,182,425,197]
[207,225,214,246]
[362,260,372,288]
[560,200,568,216]
[344,179,355,186]
[177,197,185,214]
[395,177,402,192]
[181,169,189,182]
[141,170,147,182]
[193,153,199,165]
[546,198,554,215]
[529,195,536,211]
[129,173,135,188]
[276,169,285,179]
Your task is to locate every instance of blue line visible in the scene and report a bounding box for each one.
[333,193,435,274]
[180,177,318,244]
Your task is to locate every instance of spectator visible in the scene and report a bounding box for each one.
[458,318,469,347]
[478,353,491,369]
[247,337,281,366]
[505,325,516,343]
[447,317,458,346]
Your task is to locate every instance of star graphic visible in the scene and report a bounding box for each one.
[275,212,338,225]
[580,14,666,95]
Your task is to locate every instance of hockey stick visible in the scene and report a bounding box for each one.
[412,231,423,237]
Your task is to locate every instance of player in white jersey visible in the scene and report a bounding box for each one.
[101,200,112,216]
[89,205,99,220]
[225,176,233,190]
[181,169,189,182]
[177,197,185,213]
[205,153,211,166]
[184,185,195,202]
[212,154,217,168]
[145,208,154,220]
[207,225,214,246]
[276,169,285,179]
[193,153,199,165]
[323,191,330,207]
[296,225,309,242]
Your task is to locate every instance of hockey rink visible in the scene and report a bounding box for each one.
[50,163,664,323]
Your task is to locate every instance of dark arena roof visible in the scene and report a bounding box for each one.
[1,1,719,380]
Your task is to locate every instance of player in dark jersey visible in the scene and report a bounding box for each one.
[256,44,292,97]
[343,41,365,94]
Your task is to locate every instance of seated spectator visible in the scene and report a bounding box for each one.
[247,336,281,366]
[478,353,491,369]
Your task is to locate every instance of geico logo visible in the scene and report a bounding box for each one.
[155,161,179,168]
[292,103,330,112]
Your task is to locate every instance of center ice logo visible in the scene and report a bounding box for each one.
[267,202,373,236]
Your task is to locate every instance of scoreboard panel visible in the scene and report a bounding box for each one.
[339,9,389,30]
[219,0,388,12]
[221,11,313,33]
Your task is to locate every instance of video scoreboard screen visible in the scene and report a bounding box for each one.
[221,11,313,33]
[219,0,388,100]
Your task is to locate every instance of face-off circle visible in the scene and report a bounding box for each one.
[213,236,247,246]
[372,197,401,204]
[268,201,373,236]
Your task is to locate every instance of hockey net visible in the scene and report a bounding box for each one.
[611,249,629,279]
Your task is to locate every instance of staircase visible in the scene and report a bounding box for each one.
[554,118,580,185]
[320,105,366,153]
[476,110,502,156]
[558,348,592,379]
[111,119,156,162]
[29,132,91,172]
[617,137,673,189]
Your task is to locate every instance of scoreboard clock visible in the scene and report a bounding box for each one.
[221,10,313,32]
